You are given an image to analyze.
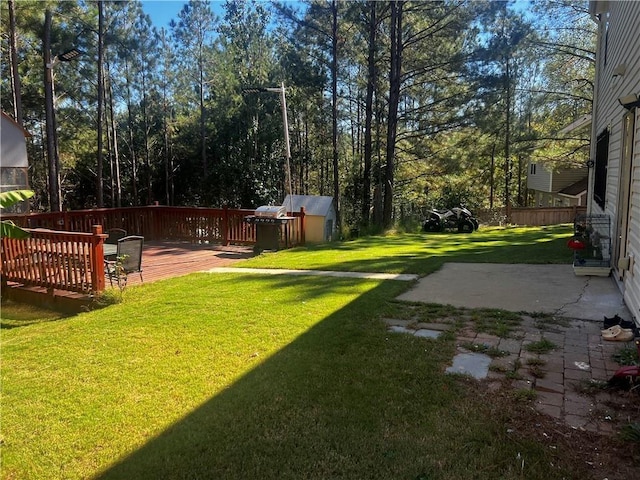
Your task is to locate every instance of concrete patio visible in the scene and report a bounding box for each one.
[397,263,631,321]
[394,263,638,434]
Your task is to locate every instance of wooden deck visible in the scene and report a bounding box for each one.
[120,241,254,286]
[3,242,255,311]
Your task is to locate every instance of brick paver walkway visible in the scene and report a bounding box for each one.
[474,317,634,434]
[385,316,639,435]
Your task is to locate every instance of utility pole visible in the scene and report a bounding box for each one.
[43,9,81,212]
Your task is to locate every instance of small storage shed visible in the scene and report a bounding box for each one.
[1,112,31,213]
[283,195,337,243]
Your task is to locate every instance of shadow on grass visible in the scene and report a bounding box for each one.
[94,275,569,480]
[0,299,71,329]
[243,225,574,276]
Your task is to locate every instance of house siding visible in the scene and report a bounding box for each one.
[590,1,640,323]
[528,162,587,206]
[0,115,29,169]
[527,162,552,191]
[625,108,640,320]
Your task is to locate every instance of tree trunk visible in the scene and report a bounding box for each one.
[200,62,207,178]
[163,74,170,206]
[490,142,495,209]
[43,9,61,212]
[96,1,105,207]
[361,0,376,228]
[106,65,121,207]
[8,0,23,126]
[141,69,152,205]
[125,60,138,206]
[504,54,511,210]
[105,73,115,206]
[331,0,341,233]
[384,0,403,229]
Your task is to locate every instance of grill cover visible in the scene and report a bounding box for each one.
[255,205,286,218]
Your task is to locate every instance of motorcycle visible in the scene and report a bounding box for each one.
[422,206,479,233]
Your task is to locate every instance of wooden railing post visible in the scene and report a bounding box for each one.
[90,225,106,292]
[223,205,229,246]
[299,207,306,245]
[151,201,160,240]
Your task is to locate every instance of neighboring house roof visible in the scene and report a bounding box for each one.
[283,195,335,216]
[527,162,588,193]
[559,177,588,197]
[1,111,31,170]
[559,114,592,134]
[1,111,31,137]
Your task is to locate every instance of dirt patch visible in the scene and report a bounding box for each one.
[469,379,639,479]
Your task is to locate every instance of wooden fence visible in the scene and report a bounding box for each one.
[1,226,107,295]
[476,206,587,226]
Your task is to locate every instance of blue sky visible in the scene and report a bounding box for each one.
[141,1,227,29]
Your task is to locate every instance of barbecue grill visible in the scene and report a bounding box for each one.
[253,205,287,222]
[245,205,294,251]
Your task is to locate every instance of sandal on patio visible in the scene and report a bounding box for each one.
[602,325,634,342]
[602,325,621,337]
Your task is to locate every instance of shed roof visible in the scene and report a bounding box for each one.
[283,195,335,216]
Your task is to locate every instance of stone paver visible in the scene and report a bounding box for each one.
[384,314,638,436]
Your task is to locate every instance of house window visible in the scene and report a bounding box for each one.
[530,163,536,175]
[593,129,609,209]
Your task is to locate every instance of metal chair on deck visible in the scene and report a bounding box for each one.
[104,235,143,288]
[105,228,127,261]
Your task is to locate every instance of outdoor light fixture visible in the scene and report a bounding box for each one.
[58,48,82,61]
[618,93,640,110]
[46,48,82,69]
[611,63,627,78]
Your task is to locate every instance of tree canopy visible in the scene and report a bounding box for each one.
[1,0,595,234]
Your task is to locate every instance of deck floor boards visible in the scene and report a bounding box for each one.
[4,242,255,308]
[119,242,254,287]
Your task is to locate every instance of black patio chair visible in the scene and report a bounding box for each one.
[105,228,127,261]
[106,228,127,244]
[104,235,143,288]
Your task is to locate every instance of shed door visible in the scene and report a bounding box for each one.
[325,220,333,241]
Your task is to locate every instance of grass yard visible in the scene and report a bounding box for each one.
[239,225,574,274]
[2,226,633,479]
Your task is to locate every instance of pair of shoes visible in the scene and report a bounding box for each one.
[603,314,635,330]
[602,325,634,342]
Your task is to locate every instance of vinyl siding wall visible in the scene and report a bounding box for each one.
[625,108,640,320]
[590,1,640,322]
[527,162,552,191]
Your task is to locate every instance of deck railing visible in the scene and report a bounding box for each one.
[1,226,107,294]
[1,206,306,297]
[2,205,306,247]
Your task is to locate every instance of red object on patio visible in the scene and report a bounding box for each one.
[567,238,586,250]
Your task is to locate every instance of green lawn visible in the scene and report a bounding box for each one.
[1,226,607,479]
[240,225,574,274]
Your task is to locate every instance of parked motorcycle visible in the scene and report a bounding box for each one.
[422,206,479,233]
